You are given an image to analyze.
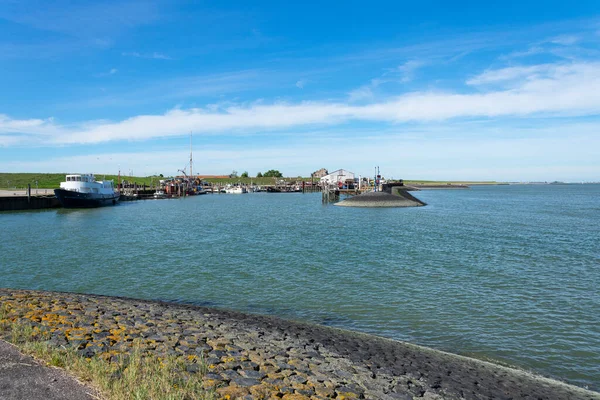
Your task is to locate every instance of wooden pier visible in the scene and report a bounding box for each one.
[322,187,370,203]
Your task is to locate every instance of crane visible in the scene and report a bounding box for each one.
[178,167,194,195]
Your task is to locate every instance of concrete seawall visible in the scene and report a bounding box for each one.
[335,187,427,207]
[1,289,598,400]
[0,195,61,212]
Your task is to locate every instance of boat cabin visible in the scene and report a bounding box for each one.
[66,174,95,183]
[60,174,115,193]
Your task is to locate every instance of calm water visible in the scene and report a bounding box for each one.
[1,185,599,389]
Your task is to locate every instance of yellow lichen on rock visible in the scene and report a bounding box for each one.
[216,385,250,399]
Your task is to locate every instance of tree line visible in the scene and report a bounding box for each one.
[230,170,283,178]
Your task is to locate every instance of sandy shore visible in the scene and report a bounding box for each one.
[1,289,598,400]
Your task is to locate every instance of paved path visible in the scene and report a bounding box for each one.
[0,339,97,400]
[0,189,53,197]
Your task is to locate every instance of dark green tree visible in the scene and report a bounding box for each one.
[241,171,249,178]
[256,172,263,178]
[263,170,283,178]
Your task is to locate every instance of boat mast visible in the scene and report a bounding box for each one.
[189,132,193,181]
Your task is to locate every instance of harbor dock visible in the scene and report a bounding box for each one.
[0,189,61,212]
[0,181,323,212]
[0,179,469,211]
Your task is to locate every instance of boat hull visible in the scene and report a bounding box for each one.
[54,189,119,208]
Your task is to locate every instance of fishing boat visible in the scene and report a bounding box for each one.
[54,174,119,208]
[153,190,167,199]
[224,185,246,194]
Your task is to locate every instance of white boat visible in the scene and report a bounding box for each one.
[54,174,119,208]
[153,190,167,199]
[225,186,246,194]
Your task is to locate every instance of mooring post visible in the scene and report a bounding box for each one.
[27,184,31,203]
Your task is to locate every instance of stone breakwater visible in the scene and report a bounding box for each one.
[1,289,598,400]
[335,190,426,208]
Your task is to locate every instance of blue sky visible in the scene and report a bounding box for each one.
[1,0,599,181]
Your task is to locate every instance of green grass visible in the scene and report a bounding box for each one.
[403,179,502,185]
[0,173,67,189]
[201,176,313,185]
[0,173,160,189]
[0,172,315,189]
[0,172,504,189]
[0,318,215,400]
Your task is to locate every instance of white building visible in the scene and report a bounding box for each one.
[320,169,355,186]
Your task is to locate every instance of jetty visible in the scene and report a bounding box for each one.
[335,189,426,207]
[324,182,427,207]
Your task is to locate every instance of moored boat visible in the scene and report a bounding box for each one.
[224,185,247,194]
[54,174,119,208]
[153,190,167,199]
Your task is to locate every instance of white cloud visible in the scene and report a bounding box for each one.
[0,114,60,135]
[501,46,546,60]
[0,114,45,131]
[348,60,426,102]
[2,62,600,146]
[94,68,119,77]
[150,52,171,60]
[348,86,374,102]
[550,35,580,46]
[67,69,266,109]
[467,64,554,85]
[0,135,25,147]
[295,80,305,89]
[465,62,600,88]
[395,60,425,82]
[122,51,172,60]
[0,1,160,39]
[2,123,598,181]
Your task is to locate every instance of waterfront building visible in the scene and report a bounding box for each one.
[311,168,329,178]
[320,169,355,187]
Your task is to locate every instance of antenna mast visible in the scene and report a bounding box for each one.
[189,132,193,180]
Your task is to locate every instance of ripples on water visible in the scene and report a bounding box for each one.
[1,184,599,390]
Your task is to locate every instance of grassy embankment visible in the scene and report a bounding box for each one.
[0,173,165,189]
[0,173,312,189]
[0,305,215,400]
[403,180,501,185]
[0,172,502,189]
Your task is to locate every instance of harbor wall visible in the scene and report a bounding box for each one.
[0,196,61,212]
